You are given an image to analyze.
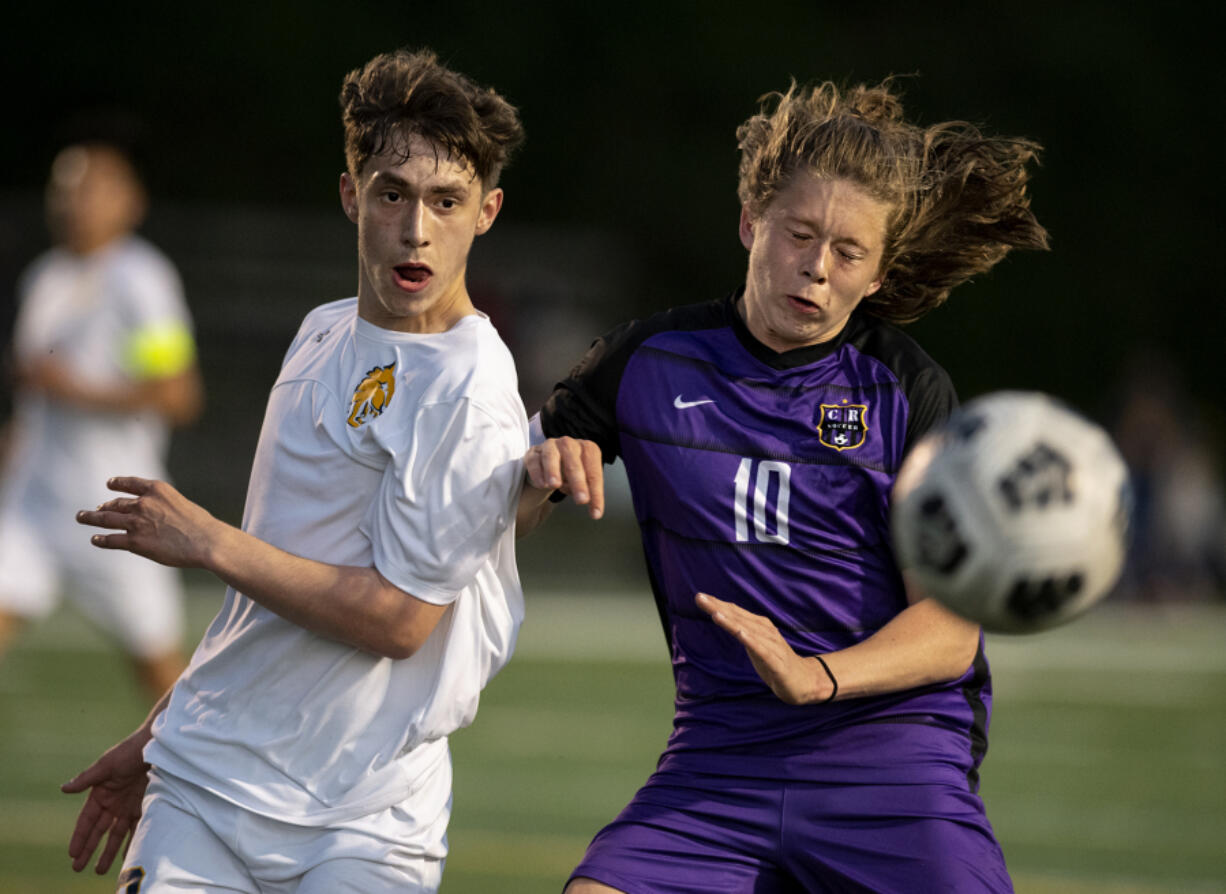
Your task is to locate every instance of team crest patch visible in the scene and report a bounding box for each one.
[817,401,869,451]
[348,362,396,428]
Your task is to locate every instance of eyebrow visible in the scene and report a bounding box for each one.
[836,235,873,252]
[785,215,877,251]
[371,171,472,197]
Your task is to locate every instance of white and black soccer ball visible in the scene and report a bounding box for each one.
[891,391,1131,634]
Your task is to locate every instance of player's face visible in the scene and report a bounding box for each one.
[45,146,146,255]
[739,173,889,351]
[340,131,503,333]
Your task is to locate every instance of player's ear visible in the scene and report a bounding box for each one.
[339,173,359,223]
[474,187,504,236]
[738,205,756,251]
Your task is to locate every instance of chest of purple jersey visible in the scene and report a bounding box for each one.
[615,328,908,558]
[576,315,989,782]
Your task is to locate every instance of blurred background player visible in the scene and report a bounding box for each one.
[0,135,203,700]
[520,79,1049,893]
[61,48,527,893]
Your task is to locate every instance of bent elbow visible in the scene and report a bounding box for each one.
[944,628,982,681]
[171,394,204,427]
[378,631,425,661]
[379,643,417,661]
[365,617,427,659]
[376,596,447,660]
[355,571,448,660]
[169,377,206,427]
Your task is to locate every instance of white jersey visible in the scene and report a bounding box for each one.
[2,235,192,510]
[145,298,528,826]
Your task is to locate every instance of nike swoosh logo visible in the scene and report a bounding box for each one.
[674,395,715,409]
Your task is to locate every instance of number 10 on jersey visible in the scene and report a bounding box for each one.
[733,458,792,544]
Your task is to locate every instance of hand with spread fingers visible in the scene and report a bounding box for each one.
[518,436,605,535]
[695,592,836,706]
[61,730,152,875]
[76,476,221,568]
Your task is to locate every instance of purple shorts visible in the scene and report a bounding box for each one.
[569,769,1012,893]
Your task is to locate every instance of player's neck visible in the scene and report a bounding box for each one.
[64,231,129,257]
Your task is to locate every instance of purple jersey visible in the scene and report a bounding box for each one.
[542,292,993,792]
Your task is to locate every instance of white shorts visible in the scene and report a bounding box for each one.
[119,767,450,893]
[0,504,184,658]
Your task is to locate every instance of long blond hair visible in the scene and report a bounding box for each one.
[737,79,1049,323]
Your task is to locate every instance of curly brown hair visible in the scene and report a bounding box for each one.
[737,80,1049,323]
[339,49,525,189]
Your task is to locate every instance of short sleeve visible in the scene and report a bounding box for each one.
[903,364,959,454]
[117,248,197,379]
[365,397,525,603]
[539,318,643,463]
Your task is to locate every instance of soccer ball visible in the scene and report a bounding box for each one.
[890,391,1131,634]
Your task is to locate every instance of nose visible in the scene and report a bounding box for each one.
[802,243,829,284]
[402,201,429,247]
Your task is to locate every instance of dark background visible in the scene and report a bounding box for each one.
[1,1,1221,527]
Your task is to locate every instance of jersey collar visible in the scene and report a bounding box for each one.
[724,287,862,370]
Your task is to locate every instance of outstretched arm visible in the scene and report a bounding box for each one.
[696,586,980,705]
[77,477,446,660]
[517,436,605,537]
[60,689,169,874]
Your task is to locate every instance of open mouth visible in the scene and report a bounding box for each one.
[393,263,433,291]
[787,294,820,312]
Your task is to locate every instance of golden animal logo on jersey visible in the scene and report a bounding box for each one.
[348,362,396,428]
[817,401,869,451]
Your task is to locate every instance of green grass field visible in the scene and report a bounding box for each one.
[1,589,1223,893]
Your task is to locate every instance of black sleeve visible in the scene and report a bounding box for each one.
[539,318,644,464]
[845,311,960,456]
[903,362,959,453]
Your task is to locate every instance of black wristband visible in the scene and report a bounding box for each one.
[814,655,838,703]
